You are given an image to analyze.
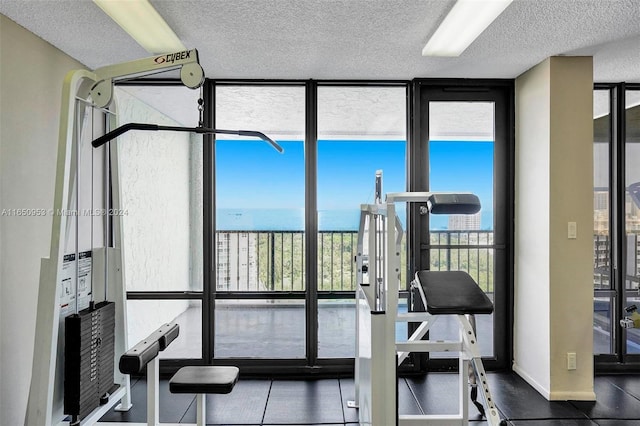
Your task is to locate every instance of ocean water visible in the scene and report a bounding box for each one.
[217,208,493,231]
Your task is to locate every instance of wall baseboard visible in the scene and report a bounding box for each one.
[512,363,551,399]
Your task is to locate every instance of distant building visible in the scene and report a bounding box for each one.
[594,191,608,211]
[448,212,481,230]
[216,232,261,291]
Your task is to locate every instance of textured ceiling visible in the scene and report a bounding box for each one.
[1,0,640,82]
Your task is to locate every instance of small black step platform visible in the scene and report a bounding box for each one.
[416,270,493,315]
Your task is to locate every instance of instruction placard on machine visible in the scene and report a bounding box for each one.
[60,251,92,316]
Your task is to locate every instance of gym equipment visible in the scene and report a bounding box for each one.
[26,49,207,426]
[64,301,116,419]
[120,323,239,426]
[620,305,640,329]
[91,122,281,152]
[170,366,239,426]
[26,48,274,426]
[350,171,505,426]
[119,323,179,426]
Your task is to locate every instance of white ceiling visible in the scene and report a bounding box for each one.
[2,0,640,82]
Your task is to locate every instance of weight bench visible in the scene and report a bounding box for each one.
[396,270,504,425]
[170,366,239,426]
[119,323,239,426]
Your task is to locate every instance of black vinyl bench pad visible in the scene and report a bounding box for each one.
[416,270,493,315]
[170,366,240,394]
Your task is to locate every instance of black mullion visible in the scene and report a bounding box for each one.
[203,79,216,363]
[491,84,513,369]
[403,80,426,373]
[212,291,356,300]
[214,79,409,87]
[215,291,306,299]
[612,84,626,362]
[603,83,617,359]
[127,291,203,299]
[305,81,319,366]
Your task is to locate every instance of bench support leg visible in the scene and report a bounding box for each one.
[196,393,206,426]
[147,357,159,426]
[459,356,469,424]
[458,315,502,426]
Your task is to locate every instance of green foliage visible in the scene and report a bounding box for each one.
[232,230,494,293]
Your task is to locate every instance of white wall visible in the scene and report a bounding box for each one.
[113,88,194,346]
[514,56,595,400]
[514,58,552,394]
[0,15,86,425]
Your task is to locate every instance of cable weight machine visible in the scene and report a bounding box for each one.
[25,49,280,426]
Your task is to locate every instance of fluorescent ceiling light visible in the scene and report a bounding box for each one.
[93,0,185,54]
[423,0,513,57]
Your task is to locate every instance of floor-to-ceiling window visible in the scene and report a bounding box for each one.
[594,83,640,369]
[593,87,613,355]
[316,85,407,358]
[624,87,640,357]
[114,84,204,365]
[208,82,408,373]
[213,84,307,362]
[117,78,513,375]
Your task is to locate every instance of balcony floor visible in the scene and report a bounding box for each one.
[157,302,495,359]
[99,373,640,425]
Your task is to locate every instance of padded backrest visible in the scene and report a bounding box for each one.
[428,193,481,215]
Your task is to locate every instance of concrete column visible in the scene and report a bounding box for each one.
[514,56,595,400]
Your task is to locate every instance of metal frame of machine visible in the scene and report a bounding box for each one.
[350,172,503,426]
[25,50,205,426]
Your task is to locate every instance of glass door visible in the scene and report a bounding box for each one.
[411,81,512,370]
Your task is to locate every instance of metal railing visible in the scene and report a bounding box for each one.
[215,230,497,293]
[592,233,640,290]
[428,231,495,292]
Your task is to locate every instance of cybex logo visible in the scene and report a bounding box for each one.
[154,50,192,64]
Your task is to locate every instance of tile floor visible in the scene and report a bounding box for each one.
[99,372,640,425]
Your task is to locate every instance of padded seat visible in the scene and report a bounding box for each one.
[169,366,239,394]
[416,270,493,315]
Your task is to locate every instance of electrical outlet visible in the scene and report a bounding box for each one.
[568,222,577,239]
[567,352,577,370]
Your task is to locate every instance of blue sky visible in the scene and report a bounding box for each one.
[215,139,494,229]
[429,141,494,210]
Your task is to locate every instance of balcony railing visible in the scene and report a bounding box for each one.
[593,233,640,290]
[215,230,496,293]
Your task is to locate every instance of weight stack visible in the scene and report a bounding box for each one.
[64,301,116,421]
